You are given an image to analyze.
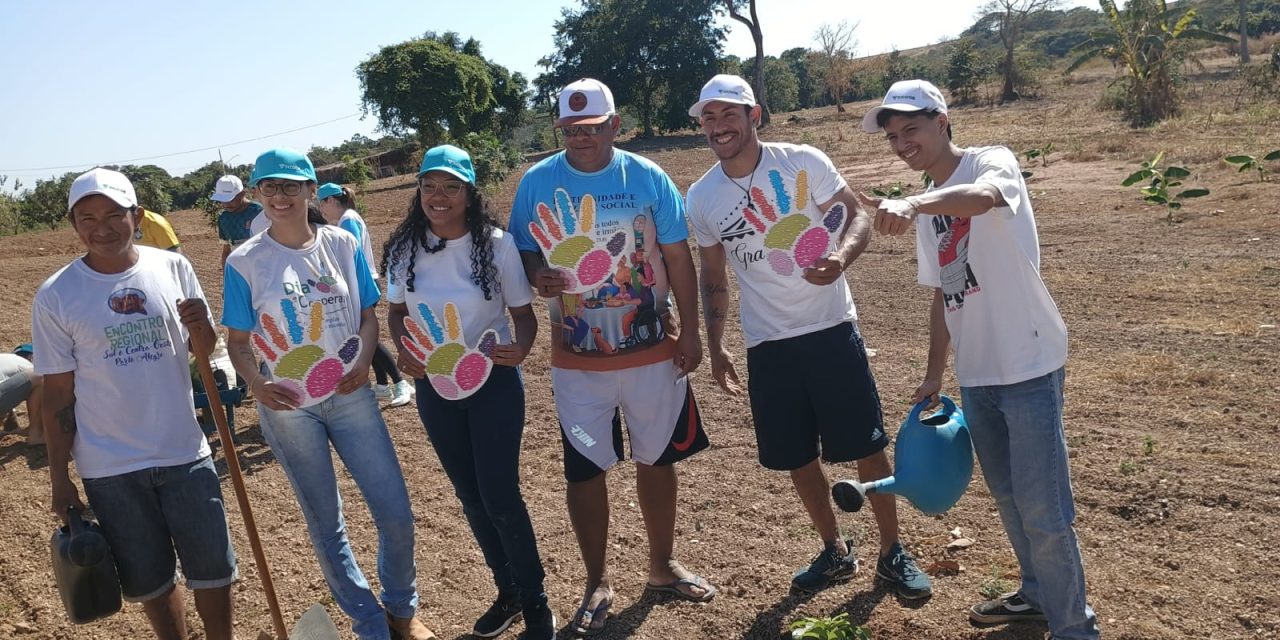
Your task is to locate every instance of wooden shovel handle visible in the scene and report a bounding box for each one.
[194,354,288,640]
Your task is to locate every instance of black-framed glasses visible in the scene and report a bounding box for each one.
[256,181,304,197]
[560,124,607,137]
[417,177,466,197]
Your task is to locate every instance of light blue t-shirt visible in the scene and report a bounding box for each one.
[336,209,379,279]
[507,149,686,369]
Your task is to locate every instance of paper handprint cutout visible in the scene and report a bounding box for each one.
[401,301,497,400]
[253,299,362,408]
[528,188,628,294]
[741,169,847,277]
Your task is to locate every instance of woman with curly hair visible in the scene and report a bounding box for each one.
[383,145,553,640]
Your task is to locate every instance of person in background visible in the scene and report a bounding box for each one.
[211,175,264,267]
[134,206,182,253]
[1,344,43,446]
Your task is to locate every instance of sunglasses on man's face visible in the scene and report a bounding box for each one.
[256,181,304,197]
[560,124,607,138]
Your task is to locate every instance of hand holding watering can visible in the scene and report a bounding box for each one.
[833,395,974,516]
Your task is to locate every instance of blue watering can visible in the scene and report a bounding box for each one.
[832,395,973,516]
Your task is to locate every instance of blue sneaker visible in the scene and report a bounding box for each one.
[876,542,932,599]
[791,539,858,592]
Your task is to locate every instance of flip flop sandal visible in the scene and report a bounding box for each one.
[570,598,612,637]
[644,575,718,603]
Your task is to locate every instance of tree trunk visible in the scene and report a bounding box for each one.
[1239,0,1250,64]
[1001,46,1017,102]
[728,0,770,127]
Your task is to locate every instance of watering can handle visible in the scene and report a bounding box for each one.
[66,506,86,537]
[908,394,958,424]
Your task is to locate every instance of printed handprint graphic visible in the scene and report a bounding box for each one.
[400,301,498,400]
[252,300,362,408]
[741,169,848,277]
[528,188,628,294]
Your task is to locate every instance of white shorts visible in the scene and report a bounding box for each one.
[552,360,704,476]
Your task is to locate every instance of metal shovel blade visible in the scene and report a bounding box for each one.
[289,604,340,640]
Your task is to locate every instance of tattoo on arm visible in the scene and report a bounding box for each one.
[57,402,76,434]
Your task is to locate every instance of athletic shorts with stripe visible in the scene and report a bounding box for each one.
[746,321,888,471]
[552,360,709,483]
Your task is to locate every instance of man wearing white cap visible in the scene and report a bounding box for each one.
[686,74,932,599]
[32,167,238,639]
[859,80,1098,639]
[508,78,712,636]
[210,175,264,267]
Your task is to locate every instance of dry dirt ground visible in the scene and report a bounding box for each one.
[0,58,1277,640]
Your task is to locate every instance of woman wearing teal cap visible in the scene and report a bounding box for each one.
[383,145,554,640]
[220,148,436,640]
[316,183,415,408]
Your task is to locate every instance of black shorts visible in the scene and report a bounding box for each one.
[560,382,709,483]
[746,322,888,471]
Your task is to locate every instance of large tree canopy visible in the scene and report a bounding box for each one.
[538,0,725,136]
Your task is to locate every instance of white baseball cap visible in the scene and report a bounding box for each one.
[68,168,137,212]
[689,74,756,117]
[861,79,949,133]
[210,175,245,203]
[556,78,616,127]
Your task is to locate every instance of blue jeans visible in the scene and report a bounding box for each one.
[258,385,417,640]
[961,367,1099,640]
[415,366,546,605]
[82,456,237,602]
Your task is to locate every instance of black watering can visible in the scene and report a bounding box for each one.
[50,506,121,623]
[833,395,974,516]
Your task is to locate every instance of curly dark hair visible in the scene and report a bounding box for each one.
[381,185,501,300]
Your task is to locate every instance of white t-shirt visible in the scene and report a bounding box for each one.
[221,225,381,386]
[249,210,271,237]
[337,209,379,279]
[31,247,212,479]
[687,142,857,348]
[915,146,1068,387]
[386,228,534,345]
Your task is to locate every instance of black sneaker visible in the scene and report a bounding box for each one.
[969,592,1046,624]
[791,539,858,592]
[520,597,556,640]
[473,593,521,638]
[876,542,933,600]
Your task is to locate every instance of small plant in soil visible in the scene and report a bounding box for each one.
[1120,459,1138,475]
[1121,152,1210,222]
[1024,142,1055,167]
[1224,150,1280,182]
[978,567,1014,600]
[871,182,907,198]
[789,613,872,640]
[1143,435,1156,456]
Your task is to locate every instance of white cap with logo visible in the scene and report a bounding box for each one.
[67,168,138,212]
[861,79,949,133]
[211,175,245,203]
[689,74,757,117]
[556,78,617,127]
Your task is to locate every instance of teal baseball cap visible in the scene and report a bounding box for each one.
[14,343,33,356]
[249,148,316,186]
[417,145,476,185]
[316,183,344,201]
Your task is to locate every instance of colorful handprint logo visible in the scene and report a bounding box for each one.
[400,302,498,400]
[528,188,628,294]
[252,299,362,408]
[741,169,847,277]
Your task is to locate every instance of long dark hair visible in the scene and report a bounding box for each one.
[381,185,500,300]
[322,185,358,211]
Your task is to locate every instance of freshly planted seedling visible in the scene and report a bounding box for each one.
[1024,142,1055,167]
[1224,150,1280,182]
[1122,152,1210,222]
[871,182,906,199]
[789,614,871,640]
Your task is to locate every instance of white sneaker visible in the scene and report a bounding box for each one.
[373,383,393,401]
[389,380,414,407]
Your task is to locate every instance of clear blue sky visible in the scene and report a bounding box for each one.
[0,0,1095,191]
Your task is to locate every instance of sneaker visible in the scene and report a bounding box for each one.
[876,542,933,599]
[791,538,858,592]
[521,597,556,640]
[374,383,393,400]
[389,380,414,407]
[969,592,1046,624]
[473,593,521,638]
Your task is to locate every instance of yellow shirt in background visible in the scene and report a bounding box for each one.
[135,208,180,251]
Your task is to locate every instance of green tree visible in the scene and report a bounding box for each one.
[763,57,800,112]
[19,172,78,229]
[539,0,725,136]
[111,164,173,213]
[813,21,858,112]
[780,47,821,108]
[357,37,497,145]
[979,0,1063,102]
[0,176,23,235]
[947,38,992,105]
[1067,0,1234,126]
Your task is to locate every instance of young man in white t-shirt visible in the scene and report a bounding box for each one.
[858,80,1098,640]
[32,168,237,640]
[686,75,931,599]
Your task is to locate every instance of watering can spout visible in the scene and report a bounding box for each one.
[832,396,974,516]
